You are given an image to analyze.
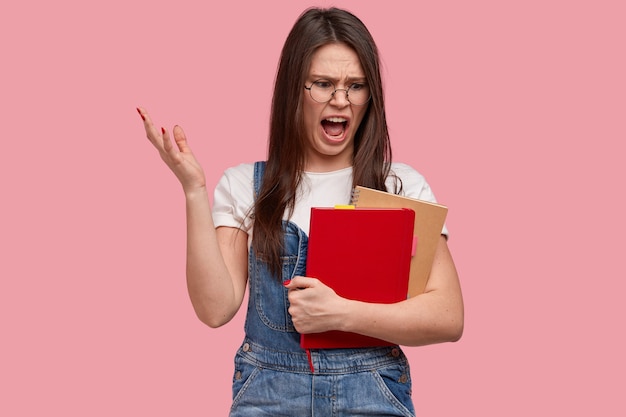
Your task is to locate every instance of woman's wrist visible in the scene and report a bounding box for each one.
[334,297,358,333]
[184,185,209,200]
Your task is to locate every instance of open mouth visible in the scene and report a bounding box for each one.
[321,117,348,139]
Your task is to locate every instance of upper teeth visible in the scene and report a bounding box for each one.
[325,117,347,123]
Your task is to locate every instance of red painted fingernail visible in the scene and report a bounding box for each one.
[161,127,166,134]
[136,108,145,121]
[283,279,291,286]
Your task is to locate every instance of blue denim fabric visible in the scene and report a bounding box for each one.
[229,162,415,417]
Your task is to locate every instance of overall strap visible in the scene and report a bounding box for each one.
[253,161,267,196]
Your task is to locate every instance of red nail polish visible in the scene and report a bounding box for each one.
[136,108,145,121]
[283,279,291,286]
[161,127,166,134]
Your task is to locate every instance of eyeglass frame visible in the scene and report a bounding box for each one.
[304,79,371,106]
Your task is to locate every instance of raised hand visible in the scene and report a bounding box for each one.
[137,107,206,193]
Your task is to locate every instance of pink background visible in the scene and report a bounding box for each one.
[1,0,624,415]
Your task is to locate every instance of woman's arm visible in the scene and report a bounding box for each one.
[138,108,248,328]
[286,235,464,346]
[185,191,249,328]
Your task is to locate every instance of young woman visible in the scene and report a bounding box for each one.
[138,7,463,416]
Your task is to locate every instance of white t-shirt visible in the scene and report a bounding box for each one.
[212,162,448,238]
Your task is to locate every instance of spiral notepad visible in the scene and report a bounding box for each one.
[351,186,448,297]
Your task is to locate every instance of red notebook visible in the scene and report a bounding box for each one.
[301,207,416,349]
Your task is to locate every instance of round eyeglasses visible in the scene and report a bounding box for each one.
[304,80,371,106]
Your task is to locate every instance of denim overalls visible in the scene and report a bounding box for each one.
[229,162,415,417]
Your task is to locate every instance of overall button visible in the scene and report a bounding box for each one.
[398,374,408,383]
[235,371,242,380]
[390,348,400,357]
[242,343,251,352]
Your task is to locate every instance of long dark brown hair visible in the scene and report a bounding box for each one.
[252,7,394,278]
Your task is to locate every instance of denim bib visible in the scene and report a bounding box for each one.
[243,161,308,351]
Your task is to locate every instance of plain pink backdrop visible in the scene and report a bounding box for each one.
[1,0,624,415]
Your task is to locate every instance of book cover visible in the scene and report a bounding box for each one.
[301,207,415,349]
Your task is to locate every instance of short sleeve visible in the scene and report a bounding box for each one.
[387,162,449,237]
[212,163,255,233]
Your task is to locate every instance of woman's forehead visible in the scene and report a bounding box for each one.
[308,43,365,81]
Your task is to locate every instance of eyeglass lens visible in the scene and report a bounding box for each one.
[308,80,370,105]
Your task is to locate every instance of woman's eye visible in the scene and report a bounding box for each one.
[350,83,365,91]
[314,81,333,89]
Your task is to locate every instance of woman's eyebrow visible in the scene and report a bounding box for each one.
[309,74,367,83]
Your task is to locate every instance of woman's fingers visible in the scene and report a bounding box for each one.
[173,125,190,153]
[137,107,164,148]
[161,127,187,168]
[136,107,146,121]
[137,107,206,191]
[137,107,185,159]
[161,127,173,153]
